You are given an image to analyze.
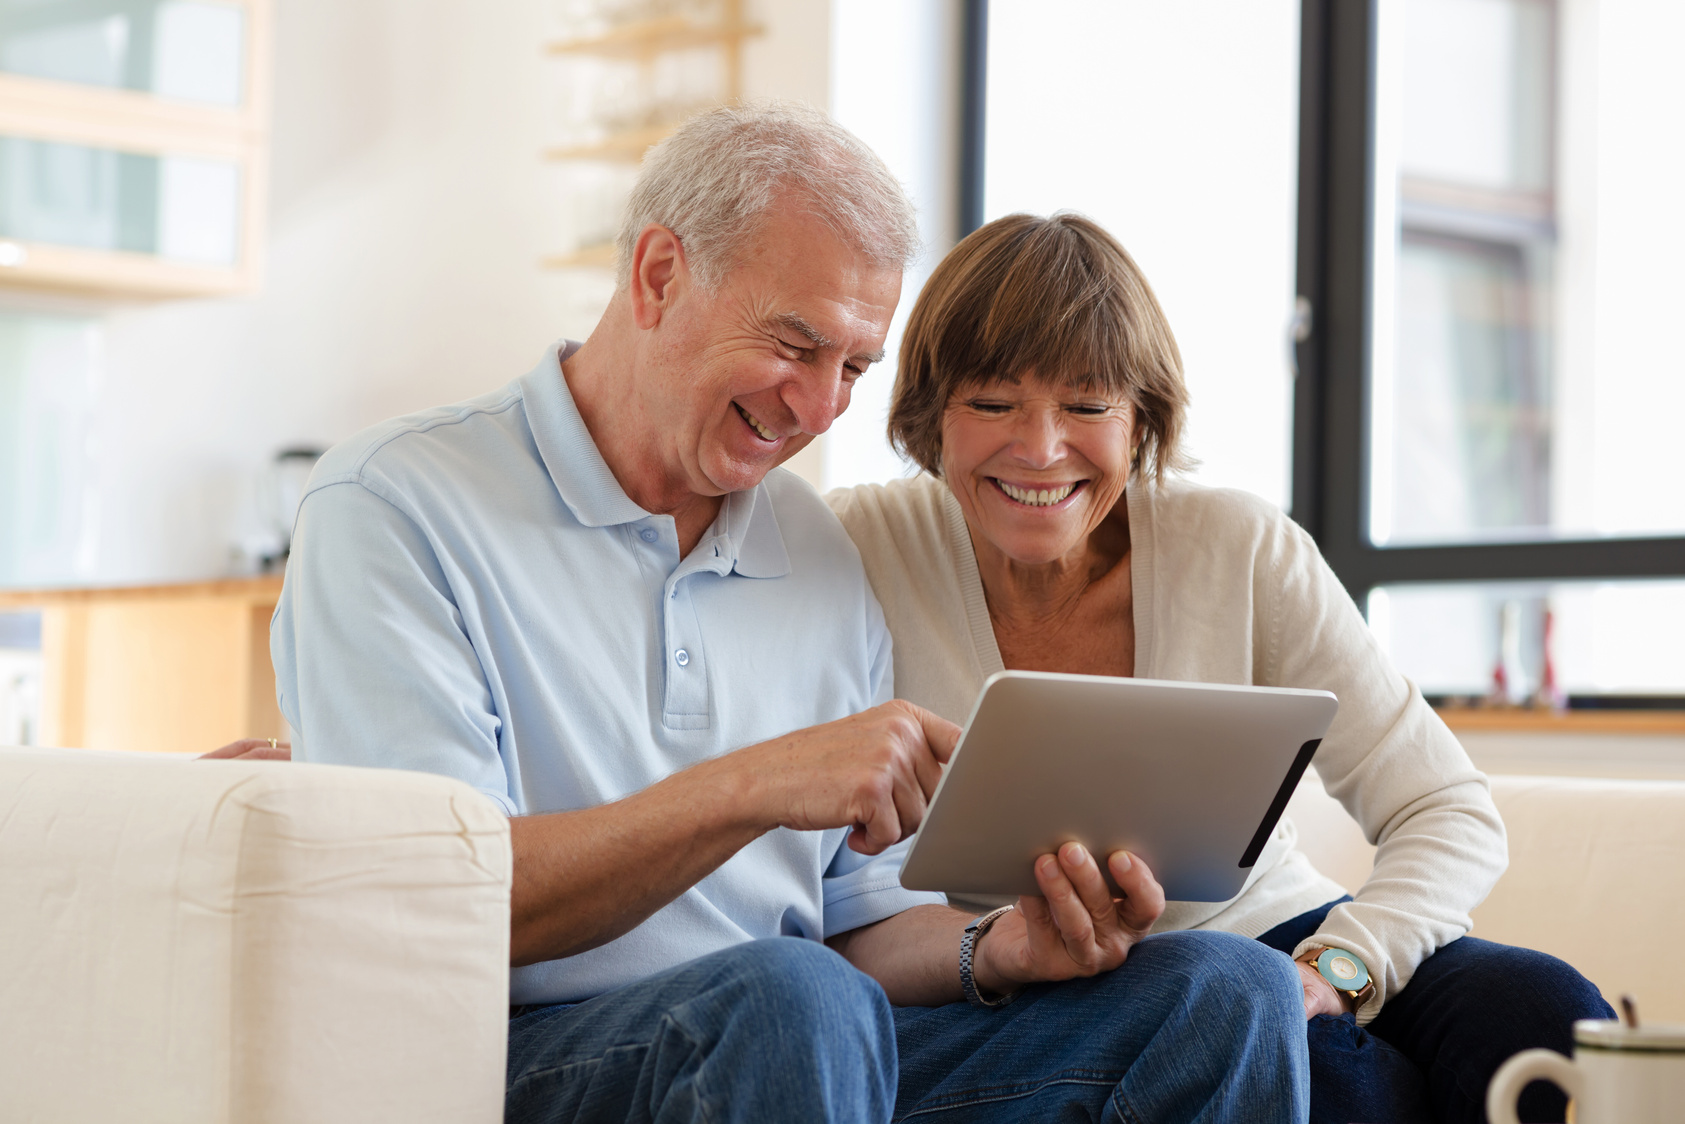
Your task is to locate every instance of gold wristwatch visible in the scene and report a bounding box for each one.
[1300,946,1376,1009]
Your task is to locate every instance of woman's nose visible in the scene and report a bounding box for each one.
[1011,406,1066,467]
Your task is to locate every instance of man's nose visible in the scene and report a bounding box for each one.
[780,362,851,435]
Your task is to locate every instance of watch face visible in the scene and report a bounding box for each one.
[1316,947,1370,991]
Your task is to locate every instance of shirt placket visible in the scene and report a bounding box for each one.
[660,533,733,730]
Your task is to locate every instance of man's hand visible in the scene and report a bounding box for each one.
[733,699,961,855]
[1295,956,1353,1018]
[510,699,958,967]
[970,843,1166,996]
[200,738,292,761]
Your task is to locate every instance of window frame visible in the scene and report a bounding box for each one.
[955,0,1685,603]
[1292,0,1685,602]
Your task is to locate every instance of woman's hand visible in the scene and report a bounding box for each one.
[970,843,1165,997]
[1295,956,1354,1018]
[200,738,291,761]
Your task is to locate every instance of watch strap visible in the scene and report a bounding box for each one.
[960,905,1017,1008]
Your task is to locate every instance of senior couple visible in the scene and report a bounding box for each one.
[248,104,1609,1123]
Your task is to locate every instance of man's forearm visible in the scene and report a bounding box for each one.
[827,904,975,1007]
[509,756,767,966]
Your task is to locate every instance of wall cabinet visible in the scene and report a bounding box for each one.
[0,0,269,298]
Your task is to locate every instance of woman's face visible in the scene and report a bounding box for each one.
[940,372,1140,566]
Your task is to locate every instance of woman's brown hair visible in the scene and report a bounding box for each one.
[888,211,1190,484]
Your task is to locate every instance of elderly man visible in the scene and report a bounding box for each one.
[269,104,1308,1123]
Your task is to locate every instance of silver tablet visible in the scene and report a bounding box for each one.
[898,671,1338,903]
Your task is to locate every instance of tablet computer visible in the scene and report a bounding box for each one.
[898,671,1338,903]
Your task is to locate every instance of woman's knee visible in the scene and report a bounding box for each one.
[1425,938,1613,1027]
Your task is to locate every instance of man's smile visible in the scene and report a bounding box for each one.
[734,401,781,443]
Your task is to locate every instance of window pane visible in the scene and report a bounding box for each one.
[1370,0,1685,546]
[983,0,1301,507]
[0,0,245,107]
[0,136,240,264]
[1368,579,1685,700]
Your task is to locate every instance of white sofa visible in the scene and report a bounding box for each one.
[0,747,512,1124]
[1287,770,1685,1021]
[2,747,1681,1123]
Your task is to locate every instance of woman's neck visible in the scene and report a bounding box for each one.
[971,504,1133,633]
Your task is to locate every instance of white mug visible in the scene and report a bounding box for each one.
[1487,1018,1685,1124]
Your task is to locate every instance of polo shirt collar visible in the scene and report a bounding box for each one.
[521,340,791,579]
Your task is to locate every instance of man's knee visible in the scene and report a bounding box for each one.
[1130,929,1302,1013]
[688,938,893,1048]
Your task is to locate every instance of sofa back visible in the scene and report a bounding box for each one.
[1288,771,1685,1021]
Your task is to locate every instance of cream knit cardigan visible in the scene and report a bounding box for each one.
[827,472,1508,1021]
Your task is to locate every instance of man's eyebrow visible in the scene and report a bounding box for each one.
[774,312,886,365]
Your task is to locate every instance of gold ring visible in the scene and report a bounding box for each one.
[269,737,277,751]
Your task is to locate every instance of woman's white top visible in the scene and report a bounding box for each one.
[827,472,1507,1021]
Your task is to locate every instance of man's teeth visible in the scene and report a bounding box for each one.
[735,404,777,442]
[999,481,1077,507]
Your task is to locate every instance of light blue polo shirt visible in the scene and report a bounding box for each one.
[271,341,943,1004]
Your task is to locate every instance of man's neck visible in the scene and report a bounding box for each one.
[561,318,725,556]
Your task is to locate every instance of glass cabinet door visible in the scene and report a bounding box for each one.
[0,0,245,107]
[0,0,263,297]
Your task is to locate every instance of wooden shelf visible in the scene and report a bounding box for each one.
[541,242,617,270]
[0,238,256,300]
[1436,705,1685,735]
[547,16,763,59]
[544,121,679,163]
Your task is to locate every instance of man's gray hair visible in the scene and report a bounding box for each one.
[615,101,920,291]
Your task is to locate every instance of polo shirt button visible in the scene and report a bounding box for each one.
[674,649,690,667]
[639,528,658,543]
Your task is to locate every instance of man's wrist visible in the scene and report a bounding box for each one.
[965,908,1017,1000]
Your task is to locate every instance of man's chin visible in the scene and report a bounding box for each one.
[705,439,811,493]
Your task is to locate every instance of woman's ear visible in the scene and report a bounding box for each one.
[628,224,688,330]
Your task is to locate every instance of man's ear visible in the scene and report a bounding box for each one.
[628,224,688,330]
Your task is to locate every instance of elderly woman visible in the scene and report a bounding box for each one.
[827,213,1611,1124]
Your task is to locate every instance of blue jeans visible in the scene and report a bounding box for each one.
[1257,898,1616,1124]
[506,931,1309,1123]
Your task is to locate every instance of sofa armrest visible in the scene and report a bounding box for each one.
[0,747,512,1124]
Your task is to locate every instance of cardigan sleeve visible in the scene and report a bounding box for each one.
[1257,511,1508,1022]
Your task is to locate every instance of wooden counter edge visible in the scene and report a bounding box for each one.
[0,576,286,609]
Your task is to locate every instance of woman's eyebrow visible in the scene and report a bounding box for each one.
[774,312,886,365]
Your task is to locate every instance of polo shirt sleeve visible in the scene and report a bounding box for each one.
[819,586,947,935]
[271,478,515,814]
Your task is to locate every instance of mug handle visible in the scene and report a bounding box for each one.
[1486,1049,1584,1124]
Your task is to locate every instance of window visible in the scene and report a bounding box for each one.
[0,0,268,297]
[1295,0,1685,701]
[968,0,1304,506]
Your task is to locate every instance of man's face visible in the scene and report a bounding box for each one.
[645,205,902,498]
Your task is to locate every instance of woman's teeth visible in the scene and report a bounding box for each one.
[735,403,777,442]
[998,481,1078,507]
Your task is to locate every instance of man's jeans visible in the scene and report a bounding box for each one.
[506,931,1308,1124]
[1257,898,1616,1124]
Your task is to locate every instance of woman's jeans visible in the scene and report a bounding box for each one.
[1257,897,1616,1124]
[506,930,1309,1123]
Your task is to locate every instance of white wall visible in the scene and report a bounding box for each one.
[824,0,962,490]
[0,0,835,588]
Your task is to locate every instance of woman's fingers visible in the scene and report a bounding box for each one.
[1107,850,1166,932]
